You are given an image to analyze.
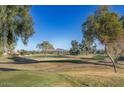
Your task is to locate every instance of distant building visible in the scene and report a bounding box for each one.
[55,48,68,55]
[56,48,66,52]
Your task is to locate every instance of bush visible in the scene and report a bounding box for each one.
[69,49,80,55]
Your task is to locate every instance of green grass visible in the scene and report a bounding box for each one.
[0,54,123,87]
[0,71,124,87]
[0,71,62,87]
[93,54,107,61]
[0,71,87,87]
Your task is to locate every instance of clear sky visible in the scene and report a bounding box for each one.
[15,5,124,51]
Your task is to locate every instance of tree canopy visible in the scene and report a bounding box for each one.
[0,6,34,53]
[70,40,80,55]
[82,6,124,72]
[36,41,54,51]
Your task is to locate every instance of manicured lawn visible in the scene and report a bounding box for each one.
[0,54,124,87]
[0,71,124,87]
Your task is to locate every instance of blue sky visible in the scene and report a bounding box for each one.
[15,5,124,51]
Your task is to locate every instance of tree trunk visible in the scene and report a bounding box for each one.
[115,51,123,64]
[115,57,119,64]
[105,45,117,73]
[115,59,118,64]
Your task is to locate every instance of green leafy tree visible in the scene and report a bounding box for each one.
[83,6,124,72]
[36,41,54,53]
[0,6,34,54]
[82,14,96,55]
[82,39,92,55]
[79,40,96,55]
[70,40,80,55]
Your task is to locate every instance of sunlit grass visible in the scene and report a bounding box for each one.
[0,54,123,87]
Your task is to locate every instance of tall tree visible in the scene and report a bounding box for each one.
[70,40,80,55]
[0,6,34,54]
[82,6,124,72]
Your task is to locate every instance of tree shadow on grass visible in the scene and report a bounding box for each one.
[8,57,39,64]
[7,56,114,68]
[118,56,124,61]
[0,68,20,71]
[80,58,95,60]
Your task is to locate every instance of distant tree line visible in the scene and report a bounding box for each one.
[69,40,97,55]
